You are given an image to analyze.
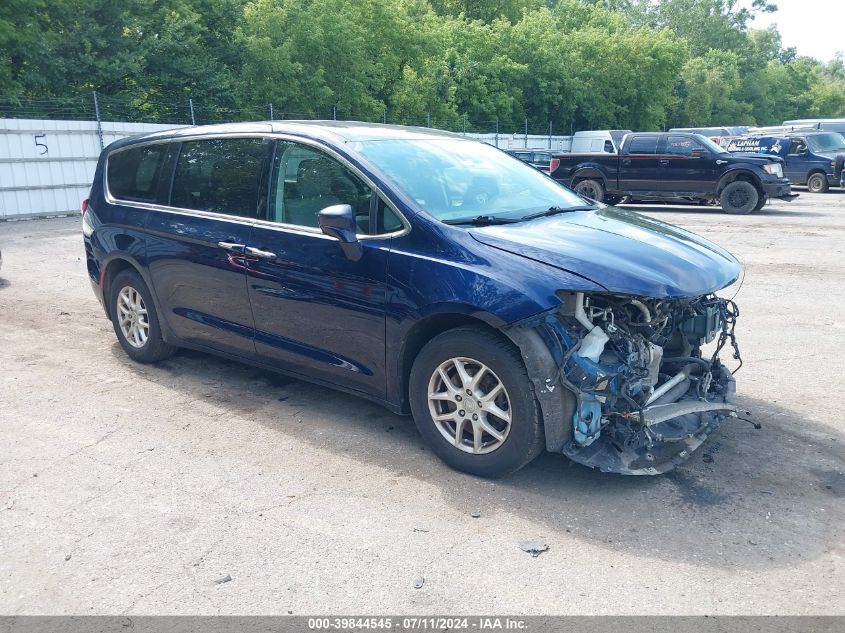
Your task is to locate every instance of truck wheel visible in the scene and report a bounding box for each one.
[807,172,829,193]
[573,179,605,203]
[720,181,759,214]
[409,327,545,478]
[752,195,768,212]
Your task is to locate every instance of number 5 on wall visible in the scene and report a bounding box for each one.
[35,134,48,155]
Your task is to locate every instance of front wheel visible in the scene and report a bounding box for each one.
[109,269,176,363]
[720,181,759,214]
[753,194,768,212]
[807,172,829,193]
[573,179,605,203]
[409,327,545,477]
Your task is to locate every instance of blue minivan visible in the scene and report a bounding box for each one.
[83,122,743,476]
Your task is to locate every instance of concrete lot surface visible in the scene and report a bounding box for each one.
[1,192,843,614]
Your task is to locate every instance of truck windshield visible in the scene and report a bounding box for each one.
[354,138,586,223]
[807,133,845,153]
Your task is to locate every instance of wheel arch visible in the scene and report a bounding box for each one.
[717,169,763,196]
[570,167,607,189]
[806,169,828,186]
[98,256,172,343]
[397,312,506,414]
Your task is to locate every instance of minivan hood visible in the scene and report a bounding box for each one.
[470,207,741,298]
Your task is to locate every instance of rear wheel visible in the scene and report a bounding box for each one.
[409,327,544,477]
[573,179,605,203]
[807,172,829,193]
[720,181,759,214]
[109,269,176,363]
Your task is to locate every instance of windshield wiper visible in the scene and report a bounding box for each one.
[443,215,521,226]
[520,205,597,221]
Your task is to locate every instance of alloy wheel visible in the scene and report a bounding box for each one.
[427,357,512,454]
[117,286,149,349]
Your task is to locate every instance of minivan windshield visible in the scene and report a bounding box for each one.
[354,138,587,223]
[807,132,845,153]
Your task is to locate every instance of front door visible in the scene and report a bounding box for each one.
[145,137,272,357]
[785,137,809,183]
[245,140,403,396]
[658,135,716,193]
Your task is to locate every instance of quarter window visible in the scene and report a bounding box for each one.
[170,138,268,217]
[268,142,401,235]
[107,144,168,202]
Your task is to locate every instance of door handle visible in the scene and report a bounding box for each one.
[622,158,632,166]
[244,246,278,260]
[716,159,728,165]
[218,241,245,252]
[659,159,670,166]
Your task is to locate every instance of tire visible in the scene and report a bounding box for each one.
[573,179,605,203]
[109,269,176,363]
[409,327,545,477]
[807,172,829,193]
[752,194,768,212]
[720,180,759,214]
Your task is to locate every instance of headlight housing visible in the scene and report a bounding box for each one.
[762,163,783,178]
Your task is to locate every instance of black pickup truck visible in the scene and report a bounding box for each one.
[550,132,796,213]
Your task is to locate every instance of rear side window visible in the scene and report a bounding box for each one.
[107,144,167,202]
[626,136,659,154]
[170,138,267,218]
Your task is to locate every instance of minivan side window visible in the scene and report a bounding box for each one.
[107,144,168,202]
[269,141,402,235]
[170,138,268,218]
[626,136,659,154]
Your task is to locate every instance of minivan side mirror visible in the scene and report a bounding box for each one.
[318,204,363,262]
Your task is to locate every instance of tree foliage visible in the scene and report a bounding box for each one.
[2,0,844,129]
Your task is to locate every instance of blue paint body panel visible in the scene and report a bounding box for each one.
[83,121,742,414]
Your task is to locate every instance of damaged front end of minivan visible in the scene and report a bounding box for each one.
[506,291,742,475]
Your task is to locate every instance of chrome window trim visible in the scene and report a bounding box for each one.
[103,132,411,241]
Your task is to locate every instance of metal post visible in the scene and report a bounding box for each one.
[495,117,499,148]
[549,120,552,149]
[189,98,196,125]
[462,113,467,135]
[269,103,274,121]
[427,112,431,128]
[332,105,337,121]
[524,118,528,148]
[383,107,386,124]
[92,91,104,150]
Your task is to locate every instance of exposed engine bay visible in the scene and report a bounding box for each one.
[507,291,743,475]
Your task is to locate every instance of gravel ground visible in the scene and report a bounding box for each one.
[0,191,843,615]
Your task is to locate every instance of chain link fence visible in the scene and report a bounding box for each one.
[0,93,573,150]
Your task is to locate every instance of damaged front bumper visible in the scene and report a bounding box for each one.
[506,292,741,475]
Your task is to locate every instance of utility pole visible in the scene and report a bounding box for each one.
[427,112,431,128]
[189,98,196,125]
[495,117,499,148]
[269,103,274,121]
[524,118,528,148]
[332,105,337,120]
[549,120,552,149]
